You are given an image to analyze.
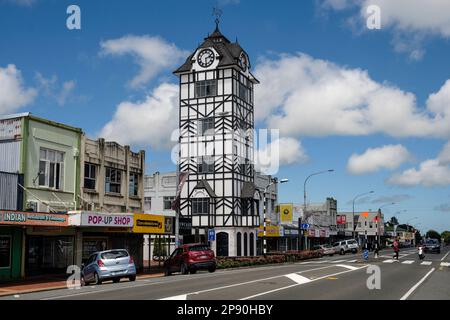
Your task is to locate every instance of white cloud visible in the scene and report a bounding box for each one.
[347,145,412,175]
[387,159,450,187]
[438,141,450,164]
[254,53,450,138]
[387,142,450,187]
[35,73,76,106]
[100,35,188,89]
[0,64,37,114]
[256,137,308,175]
[320,0,450,59]
[99,83,179,150]
[3,0,36,6]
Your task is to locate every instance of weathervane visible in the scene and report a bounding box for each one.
[212,6,223,29]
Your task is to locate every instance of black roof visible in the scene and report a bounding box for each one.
[174,25,254,77]
[193,180,217,198]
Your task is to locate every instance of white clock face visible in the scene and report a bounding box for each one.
[239,53,248,71]
[197,49,215,68]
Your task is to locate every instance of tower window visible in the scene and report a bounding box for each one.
[198,156,215,174]
[192,198,210,215]
[196,80,217,98]
[239,83,249,102]
[199,117,215,136]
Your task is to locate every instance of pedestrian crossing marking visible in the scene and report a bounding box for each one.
[402,260,415,265]
[347,260,358,263]
[333,260,347,263]
[285,273,312,285]
[420,261,432,266]
[383,259,395,263]
[441,262,450,267]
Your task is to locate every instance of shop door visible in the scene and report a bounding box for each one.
[26,236,43,275]
[216,232,229,257]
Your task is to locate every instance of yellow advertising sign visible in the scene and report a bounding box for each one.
[133,214,165,234]
[257,225,281,237]
[279,204,293,223]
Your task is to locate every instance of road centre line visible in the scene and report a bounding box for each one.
[441,250,450,262]
[400,268,435,300]
[240,265,368,300]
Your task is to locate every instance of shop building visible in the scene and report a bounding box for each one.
[337,211,385,246]
[0,210,72,280]
[302,198,338,248]
[79,136,145,213]
[143,172,177,264]
[0,113,82,213]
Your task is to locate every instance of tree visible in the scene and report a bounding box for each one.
[441,231,450,245]
[390,216,399,225]
[415,230,422,245]
[426,230,441,241]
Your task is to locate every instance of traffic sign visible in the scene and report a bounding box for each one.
[363,249,369,260]
[208,229,215,241]
[301,223,310,230]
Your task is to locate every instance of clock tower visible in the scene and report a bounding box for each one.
[174,23,260,257]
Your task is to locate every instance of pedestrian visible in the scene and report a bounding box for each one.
[393,239,399,260]
[374,242,379,259]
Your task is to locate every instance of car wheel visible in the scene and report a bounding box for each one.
[94,272,102,285]
[80,275,86,287]
[190,269,197,275]
[208,266,216,273]
[113,278,120,283]
[181,263,189,275]
[129,275,136,282]
[165,268,172,277]
[340,249,345,255]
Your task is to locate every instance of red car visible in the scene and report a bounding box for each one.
[164,244,216,276]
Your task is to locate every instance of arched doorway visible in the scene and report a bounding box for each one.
[244,233,248,256]
[236,232,242,257]
[216,232,229,257]
[250,233,255,256]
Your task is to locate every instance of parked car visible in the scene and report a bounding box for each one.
[424,239,441,254]
[332,239,359,255]
[164,244,216,276]
[81,249,136,285]
[313,244,335,256]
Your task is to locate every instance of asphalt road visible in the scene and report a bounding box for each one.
[2,246,449,300]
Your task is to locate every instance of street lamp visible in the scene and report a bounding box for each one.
[376,202,395,246]
[263,178,289,256]
[352,191,375,240]
[302,169,334,250]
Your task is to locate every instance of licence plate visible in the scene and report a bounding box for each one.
[200,255,208,259]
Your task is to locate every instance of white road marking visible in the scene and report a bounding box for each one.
[383,259,395,263]
[335,264,359,271]
[421,261,432,266]
[440,262,450,267]
[285,273,312,285]
[240,265,368,300]
[158,265,338,300]
[347,260,358,263]
[160,294,187,300]
[400,268,435,300]
[332,260,347,263]
[441,251,450,262]
[13,295,20,299]
[402,260,415,265]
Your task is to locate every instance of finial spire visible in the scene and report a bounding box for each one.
[212,6,223,31]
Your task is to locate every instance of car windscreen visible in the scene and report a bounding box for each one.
[101,250,129,260]
[188,245,210,252]
[322,244,332,248]
[348,240,357,245]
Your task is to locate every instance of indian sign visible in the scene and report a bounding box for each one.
[0,211,68,227]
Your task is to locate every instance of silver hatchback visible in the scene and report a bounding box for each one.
[81,249,137,285]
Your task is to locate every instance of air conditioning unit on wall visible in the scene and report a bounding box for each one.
[26,200,48,213]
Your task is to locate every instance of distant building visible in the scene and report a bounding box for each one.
[304,198,338,247]
[337,211,385,246]
[79,136,145,213]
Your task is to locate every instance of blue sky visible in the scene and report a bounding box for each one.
[1,0,450,233]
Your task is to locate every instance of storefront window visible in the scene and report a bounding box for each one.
[0,236,11,268]
[26,236,74,274]
[82,238,108,261]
